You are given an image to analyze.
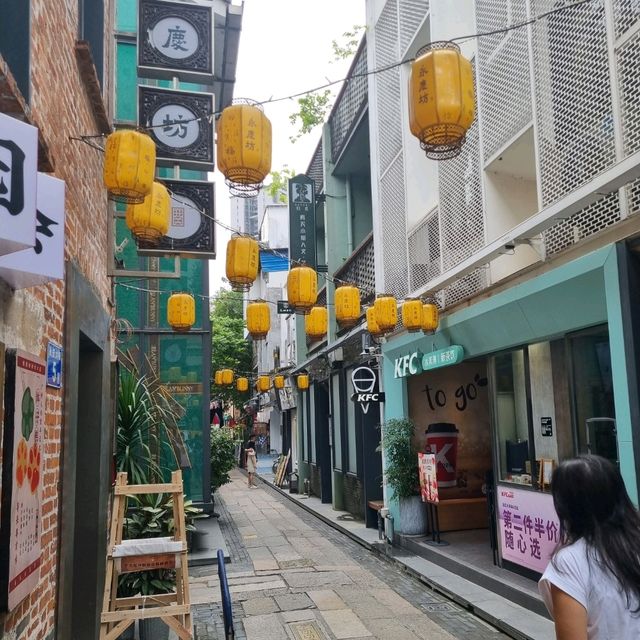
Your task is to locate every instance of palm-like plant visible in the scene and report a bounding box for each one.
[116,367,184,485]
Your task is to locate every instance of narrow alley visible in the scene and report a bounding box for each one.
[188,471,511,640]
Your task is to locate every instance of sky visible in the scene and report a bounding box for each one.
[208,0,367,295]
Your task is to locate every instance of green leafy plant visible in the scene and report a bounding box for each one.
[116,368,184,485]
[117,493,202,597]
[210,427,237,493]
[265,166,296,203]
[380,418,420,500]
[331,25,365,60]
[288,90,333,142]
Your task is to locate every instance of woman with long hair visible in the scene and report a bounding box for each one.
[539,455,640,639]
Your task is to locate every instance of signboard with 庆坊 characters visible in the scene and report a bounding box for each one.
[139,86,215,171]
[138,0,214,83]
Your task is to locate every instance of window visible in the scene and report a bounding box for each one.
[492,330,614,489]
[0,1,30,102]
[79,0,105,87]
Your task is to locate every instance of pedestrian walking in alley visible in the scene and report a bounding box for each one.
[539,455,640,639]
[245,438,258,488]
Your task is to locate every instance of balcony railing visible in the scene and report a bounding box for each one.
[333,232,375,303]
[329,38,368,164]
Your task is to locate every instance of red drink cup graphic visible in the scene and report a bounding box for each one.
[425,423,459,487]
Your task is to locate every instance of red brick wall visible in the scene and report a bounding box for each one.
[0,1,115,638]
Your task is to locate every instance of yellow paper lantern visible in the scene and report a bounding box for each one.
[409,42,475,160]
[374,294,398,334]
[305,306,328,341]
[422,303,440,333]
[246,300,270,340]
[217,100,272,197]
[287,265,317,314]
[214,370,223,386]
[257,375,271,393]
[104,129,156,203]
[125,181,170,244]
[402,298,423,333]
[297,374,310,391]
[221,369,234,386]
[167,293,195,332]
[226,234,259,291]
[366,307,384,339]
[335,285,361,328]
[236,376,249,392]
[273,375,285,390]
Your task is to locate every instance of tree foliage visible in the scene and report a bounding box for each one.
[211,289,253,412]
[288,90,333,143]
[288,25,365,141]
[265,166,296,203]
[210,427,237,492]
[331,26,365,61]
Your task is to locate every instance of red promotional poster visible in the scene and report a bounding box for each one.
[1,350,45,611]
[418,452,439,504]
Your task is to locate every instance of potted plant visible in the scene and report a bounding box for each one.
[380,418,428,536]
[210,426,237,497]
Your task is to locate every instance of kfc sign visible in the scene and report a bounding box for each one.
[0,114,38,256]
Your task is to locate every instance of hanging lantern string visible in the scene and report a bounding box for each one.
[161,188,380,297]
[114,279,438,309]
[72,0,594,139]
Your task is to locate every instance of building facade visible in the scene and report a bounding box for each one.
[365,0,640,580]
[0,1,115,638]
[113,0,242,508]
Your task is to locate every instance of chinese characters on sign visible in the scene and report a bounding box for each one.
[139,86,214,170]
[0,113,38,256]
[393,345,465,378]
[288,174,316,268]
[138,0,213,83]
[418,453,439,504]
[46,342,63,389]
[0,174,65,289]
[498,486,560,573]
[0,350,45,611]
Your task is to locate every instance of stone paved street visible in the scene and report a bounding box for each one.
[187,471,512,640]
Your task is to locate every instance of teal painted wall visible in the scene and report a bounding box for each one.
[381,245,638,521]
[114,0,211,503]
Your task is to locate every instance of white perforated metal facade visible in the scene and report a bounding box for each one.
[374,0,409,298]
[477,0,532,163]
[408,207,440,292]
[399,0,429,53]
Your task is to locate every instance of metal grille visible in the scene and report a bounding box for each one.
[306,141,324,194]
[530,0,616,206]
[613,0,640,38]
[317,286,327,308]
[408,208,440,293]
[617,33,640,156]
[375,0,403,171]
[399,0,429,53]
[333,234,376,303]
[330,41,368,163]
[544,192,621,256]
[476,0,532,162]
[626,178,640,217]
[380,153,408,297]
[442,267,488,308]
[438,73,484,271]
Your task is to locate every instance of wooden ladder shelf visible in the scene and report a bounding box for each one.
[99,470,193,640]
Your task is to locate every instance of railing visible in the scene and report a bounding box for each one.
[329,38,368,164]
[333,232,375,303]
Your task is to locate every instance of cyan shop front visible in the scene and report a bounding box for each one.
[381,243,638,577]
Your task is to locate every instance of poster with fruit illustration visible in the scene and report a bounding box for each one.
[0,349,45,612]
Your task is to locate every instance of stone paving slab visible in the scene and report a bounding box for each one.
[320,609,372,639]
